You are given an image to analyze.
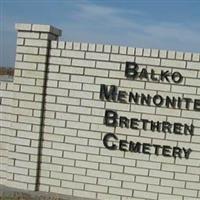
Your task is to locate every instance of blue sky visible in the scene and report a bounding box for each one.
[1,0,200,67]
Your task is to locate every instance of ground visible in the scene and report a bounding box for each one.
[0,185,93,200]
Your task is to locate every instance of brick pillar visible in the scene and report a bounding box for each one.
[5,23,62,190]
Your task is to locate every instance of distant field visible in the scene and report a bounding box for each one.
[0,67,14,76]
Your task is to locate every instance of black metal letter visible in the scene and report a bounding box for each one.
[104,110,118,127]
[125,62,139,79]
[103,133,118,150]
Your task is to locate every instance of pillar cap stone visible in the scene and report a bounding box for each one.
[15,23,62,36]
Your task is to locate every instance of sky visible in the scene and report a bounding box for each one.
[0,0,200,67]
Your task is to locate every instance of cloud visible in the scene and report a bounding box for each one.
[60,2,200,52]
[72,2,142,28]
[77,3,118,17]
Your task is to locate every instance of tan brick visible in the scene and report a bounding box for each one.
[73,190,96,199]
[23,54,46,63]
[72,59,95,68]
[63,166,86,175]
[50,187,72,195]
[96,61,120,70]
[158,194,182,200]
[56,112,79,121]
[40,177,60,186]
[109,187,132,196]
[17,46,38,54]
[61,50,84,58]
[136,56,160,65]
[134,190,157,200]
[161,179,185,188]
[15,23,31,31]
[80,43,88,51]
[175,173,199,182]
[161,59,186,68]
[50,49,61,56]
[123,181,146,191]
[48,72,69,81]
[60,66,84,74]
[76,160,98,170]
[110,54,134,62]
[71,75,94,84]
[16,38,24,45]
[50,171,73,181]
[86,52,109,61]
[14,76,35,85]
[69,90,93,99]
[63,151,86,162]
[76,145,99,155]
[57,97,80,105]
[87,154,110,163]
[85,68,108,77]
[49,57,71,65]
[52,157,74,166]
[136,176,159,185]
[173,188,197,197]
[135,48,143,56]
[148,184,172,194]
[25,39,48,47]
[74,175,96,184]
[98,193,120,200]
[59,81,81,90]
[100,163,123,173]
[87,169,109,179]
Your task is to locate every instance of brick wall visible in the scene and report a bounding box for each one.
[0,23,200,200]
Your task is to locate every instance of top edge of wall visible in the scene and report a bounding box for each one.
[50,40,200,62]
[15,23,62,37]
[15,23,200,61]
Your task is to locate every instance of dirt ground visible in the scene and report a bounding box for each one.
[0,185,93,200]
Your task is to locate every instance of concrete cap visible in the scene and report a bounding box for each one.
[15,23,62,36]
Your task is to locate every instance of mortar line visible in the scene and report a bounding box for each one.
[35,39,51,191]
